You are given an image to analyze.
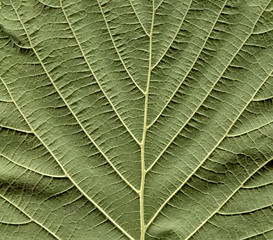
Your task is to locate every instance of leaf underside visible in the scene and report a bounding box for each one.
[0,0,273,239]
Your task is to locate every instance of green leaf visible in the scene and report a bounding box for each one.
[0,0,273,239]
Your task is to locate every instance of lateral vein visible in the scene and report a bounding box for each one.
[185,157,273,240]
[227,120,273,137]
[155,0,164,11]
[146,65,273,230]
[147,0,228,129]
[10,0,139,195]
[0,194,61,240]
[0,73,135,240]
[97,0,146,94]
[61,0,142,146]
[146,3,267,173]
[7,2,137,239]
[151,0,193,70]
[128,0,149,36]
[0,124,33,134]
[0,153,67,178]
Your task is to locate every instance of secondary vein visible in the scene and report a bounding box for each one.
[146,65,273,230]
[8,2,136,239]
[62,0,142,146]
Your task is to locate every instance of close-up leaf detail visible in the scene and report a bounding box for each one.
[0,0,273,239]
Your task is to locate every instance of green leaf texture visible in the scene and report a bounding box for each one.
[0,0,273,239]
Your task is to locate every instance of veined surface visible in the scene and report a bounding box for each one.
[0,0,273,239]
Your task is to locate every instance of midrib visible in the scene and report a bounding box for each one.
[140,1,155,239]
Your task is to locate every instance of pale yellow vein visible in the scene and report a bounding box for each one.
[61,0,142,146]
[185,156,273,240]
[139,1,156,239]
[96,0,146,94]
[146,3,267,173]
[147,0,228,129]
[0,194,61,240]
[146,65,273,230]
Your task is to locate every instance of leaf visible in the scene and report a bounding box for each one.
[0,0,273,239]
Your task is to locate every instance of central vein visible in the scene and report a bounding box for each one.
[140,1,155,239]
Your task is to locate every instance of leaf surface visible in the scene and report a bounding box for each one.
[0,0,273,239]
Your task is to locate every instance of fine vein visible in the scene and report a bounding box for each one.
[8,2,136,239]
[0,192,60,239]
[185,156,273,239]
[0,73,134,240]
[11,0,138,195]
[151,0,193,70]
[147,0,228,129]
[61,0,142,145]
[146,3,267,173]
[146,66,273,230]
[97,0,146,95]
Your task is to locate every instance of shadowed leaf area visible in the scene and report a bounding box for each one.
[0,0,273,239]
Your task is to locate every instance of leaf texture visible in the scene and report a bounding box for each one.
[0,0,273,239]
